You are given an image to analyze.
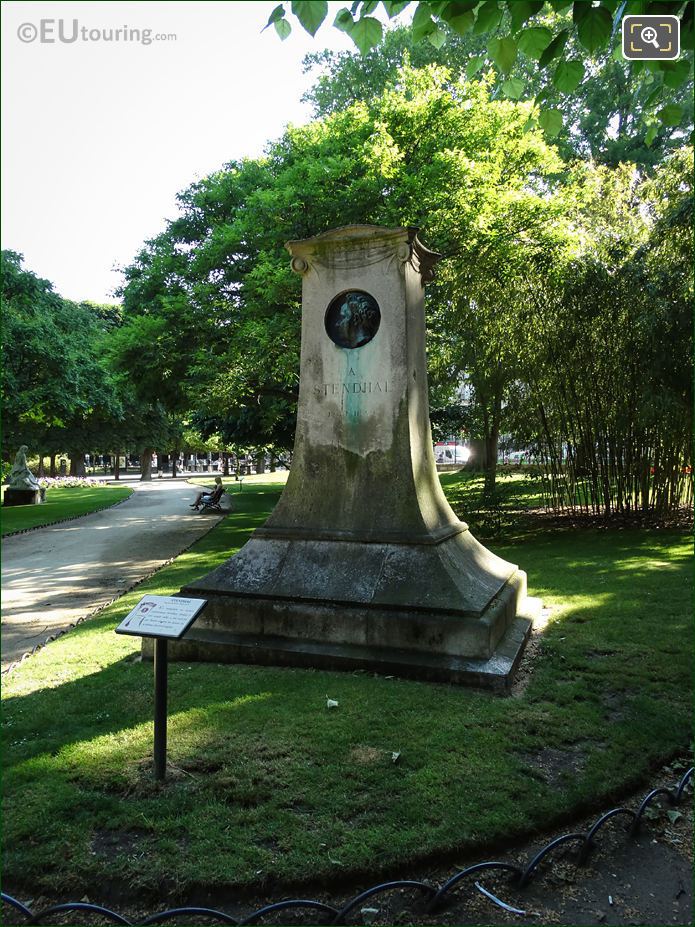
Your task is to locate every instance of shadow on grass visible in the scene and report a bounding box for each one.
[2,477,692,892]
[448,471,692,541]
[3,484,285,745]
[6,532,689,743]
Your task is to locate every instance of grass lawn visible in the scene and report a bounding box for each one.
[1,473,691,897]
[1,484,133,536]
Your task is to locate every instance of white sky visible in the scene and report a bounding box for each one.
[1,1,359,302]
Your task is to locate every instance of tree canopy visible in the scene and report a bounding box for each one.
[270,1,693,147]
[1,252,123,460]
[117,65,573,452]
[5,18,691,511]
[303,21,693,166]
[115,55,692,511]
[1,251,178,476]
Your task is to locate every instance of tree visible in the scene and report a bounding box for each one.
[0,254,177,479]
[303,23,693,166]
[118,61,691,512]
[519,149,693,515]
[1,252,123,470]
[112,148,305,461]
[119,65,574,490]
[268,0,693,142]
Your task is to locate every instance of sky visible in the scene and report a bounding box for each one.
[1,1,359,303]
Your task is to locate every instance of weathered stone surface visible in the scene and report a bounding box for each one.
[6,445,41,501]
[3,488,41,507]
[170,225,536,686]
[148,606,540,691]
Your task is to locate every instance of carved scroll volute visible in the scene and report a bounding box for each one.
[290,256,309,275]
[408,230,441,285]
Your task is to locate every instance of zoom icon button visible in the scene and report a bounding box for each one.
[622,15,680,60]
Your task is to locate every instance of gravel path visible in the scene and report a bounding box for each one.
[1,478,224,671]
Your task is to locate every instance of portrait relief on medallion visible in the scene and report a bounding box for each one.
[325,290,381,349]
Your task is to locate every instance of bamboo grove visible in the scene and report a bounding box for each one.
[524,152,693,517]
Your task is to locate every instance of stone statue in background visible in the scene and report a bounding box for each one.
[9,446,41,491]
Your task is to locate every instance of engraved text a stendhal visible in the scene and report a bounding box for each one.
[317,380,389,397]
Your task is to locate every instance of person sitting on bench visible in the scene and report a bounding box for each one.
[190,476,224,511]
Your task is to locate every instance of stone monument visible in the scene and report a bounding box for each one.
[4,445,43,506]
[168,225,538,688]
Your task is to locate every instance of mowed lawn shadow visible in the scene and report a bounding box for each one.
[4,524,690,768]
[2,479,691,893]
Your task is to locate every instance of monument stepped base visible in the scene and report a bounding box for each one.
[155,529,538,689]
[148,609,537,690]
[147,572,540,690]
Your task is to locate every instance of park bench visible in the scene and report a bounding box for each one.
[194,484,227,514]
[200,492,226,514]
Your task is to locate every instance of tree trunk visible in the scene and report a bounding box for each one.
[255,453,265,474]
[270,455,276,472]
[483,429,499,494]
[160,453,169,477]
[49,454,56,478]
[38,456,45,478]
[140,447,154,481]
[223,452,230,477]
[70,453,86,477]
[114,451,120,481]
[483,392,502,495]
[172,450,178,479]
[467,439,486,471]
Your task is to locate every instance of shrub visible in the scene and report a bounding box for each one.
[37,476,103,490]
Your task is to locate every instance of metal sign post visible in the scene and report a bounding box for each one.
[116,595,207,781]
[153,638,169,781]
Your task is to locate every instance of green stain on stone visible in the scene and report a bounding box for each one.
[343,350,361,427]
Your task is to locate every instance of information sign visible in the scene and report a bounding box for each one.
[115,595,206,640]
